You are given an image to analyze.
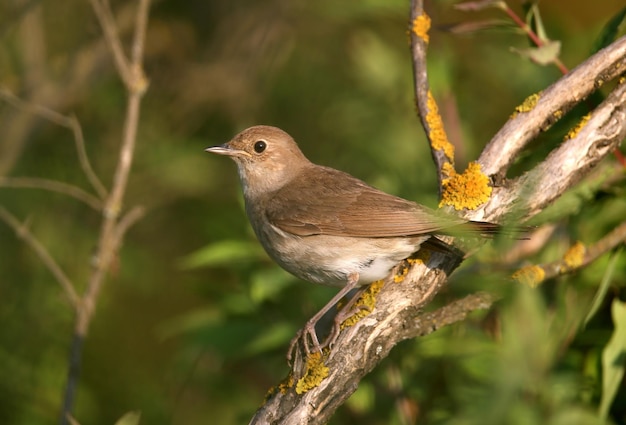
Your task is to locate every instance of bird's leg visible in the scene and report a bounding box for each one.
[287,272,360,361]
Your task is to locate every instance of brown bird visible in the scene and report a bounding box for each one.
[206,125,500,354]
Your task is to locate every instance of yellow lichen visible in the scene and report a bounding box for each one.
[512,265,546,288]
[278,373,294,394]
[394,265,409,283]
[553,109,563,120]
[427,91,454,161]
[265,373,295,399]
[295,352,329,394]
[440,161,455,181]
[563,241,586,270]
[439,161,492,210]
[341,279,384,328]
[511,92,541,118]
[412,13,431,43]
[564,114,591,141]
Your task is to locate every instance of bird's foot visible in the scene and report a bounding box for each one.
[287,319,324,363]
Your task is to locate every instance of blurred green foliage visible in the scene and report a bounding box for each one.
[1,1,625,424]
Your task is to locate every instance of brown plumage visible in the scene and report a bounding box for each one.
[206,125,503,353]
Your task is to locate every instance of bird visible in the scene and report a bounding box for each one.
[206,125,501,355]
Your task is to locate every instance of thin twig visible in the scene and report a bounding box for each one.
[514,221,626,286]
[0,89,108,199]
[114,206,146,243]
[409,0,455,194]
[0,207,80,307]
[67,114,108,199]
[406,291,498,339]
[0,177,103,210]
[87,0,132,86]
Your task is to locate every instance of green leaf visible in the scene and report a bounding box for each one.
[511,40,561,65]
[179,239,266,269]
[113,411,141,425]
[599,299,626,419]
[591,6,626,54]
[584,247,622,327]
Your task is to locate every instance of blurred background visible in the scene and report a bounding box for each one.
[1,0,625,424]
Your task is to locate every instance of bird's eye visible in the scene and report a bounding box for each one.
[253,140,267,153]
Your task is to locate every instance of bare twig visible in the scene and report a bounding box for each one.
[67,114,108,199]
[0,207,80,307]
[0,89,107,199]
[79,0,150,337]
[0,177,103,210]
[87,0,133,86]
[59,1,151,423]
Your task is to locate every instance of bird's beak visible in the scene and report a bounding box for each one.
[205,144,251,158]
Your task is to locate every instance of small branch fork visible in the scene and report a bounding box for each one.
[0,1,151,423]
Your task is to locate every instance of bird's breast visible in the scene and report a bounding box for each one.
[249,214,425,287]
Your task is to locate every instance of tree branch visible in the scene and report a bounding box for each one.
[0,89,107,198]
[409,0,455,193]
[513,220,626,286]
[0,207,80,307]
[0,177,103,210]
[480,77,626,221]
[59,1,151,423]
[478,35,626,180]
[249,30,626,425]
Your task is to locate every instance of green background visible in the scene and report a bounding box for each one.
[1,1,625,424]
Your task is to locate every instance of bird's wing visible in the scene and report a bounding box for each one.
[265,166,466,238]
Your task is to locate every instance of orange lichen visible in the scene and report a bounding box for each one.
[564,114,590,141]
[439,161,492,210]
[427,91,454,162]
[412,13,431,43]
[563,241,586,270]
[512,265,546,288]
[295,352,329,394]
[511,92,541,118]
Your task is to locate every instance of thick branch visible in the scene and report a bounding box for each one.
[250,253,459,425]
[480,79,626,221]
[479,34,626,179]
